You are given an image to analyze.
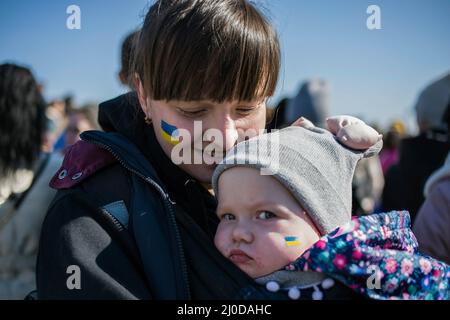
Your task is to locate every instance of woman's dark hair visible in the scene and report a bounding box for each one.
[0,63,47,175]
[119,30,140,87]
[133,0,280,102]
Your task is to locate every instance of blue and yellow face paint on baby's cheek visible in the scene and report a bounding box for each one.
[160,120,180,145]
[285,236,300,247]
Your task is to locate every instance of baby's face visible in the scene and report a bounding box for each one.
[214,167,320,278]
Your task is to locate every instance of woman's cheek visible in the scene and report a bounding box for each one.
[235,108,266,133]
[253,107,268,130]
[159,117,196,148]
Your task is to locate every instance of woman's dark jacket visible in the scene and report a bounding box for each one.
[36,93,359,300]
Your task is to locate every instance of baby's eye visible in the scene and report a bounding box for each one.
[257,211,276,220]
[221,213,236,221]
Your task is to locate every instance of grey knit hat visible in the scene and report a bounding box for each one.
[212,125,383,235]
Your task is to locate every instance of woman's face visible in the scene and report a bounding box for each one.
[137,82,267,183]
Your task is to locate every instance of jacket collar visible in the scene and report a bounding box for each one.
[49,140,116,189]
[142,124,219,237]
[52,92,218,235]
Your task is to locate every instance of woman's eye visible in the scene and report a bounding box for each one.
[236,108,256,115]
[257,211,276,220]
[221,213,235,221]
[178,108,207,117]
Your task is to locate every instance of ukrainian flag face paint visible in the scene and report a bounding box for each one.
[284,236,300,247]
[160,120,180,145]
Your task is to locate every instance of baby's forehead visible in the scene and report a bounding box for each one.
[216,171,305,213]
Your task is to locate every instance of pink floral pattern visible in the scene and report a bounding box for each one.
[290,211,449,300]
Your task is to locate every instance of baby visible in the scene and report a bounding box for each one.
[212,117,449,300]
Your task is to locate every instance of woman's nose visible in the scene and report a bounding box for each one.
[214,115,239,152]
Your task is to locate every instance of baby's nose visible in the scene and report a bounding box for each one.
[232,225,254,243]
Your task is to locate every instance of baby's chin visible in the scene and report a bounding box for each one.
[229,258,277,279]
[233,263,261,279]
[246,267,279,279]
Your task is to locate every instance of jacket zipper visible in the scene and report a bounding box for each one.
[100,207,125,232]
[82,137,191,299]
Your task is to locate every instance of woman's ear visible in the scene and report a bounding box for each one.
[135,73,152,118]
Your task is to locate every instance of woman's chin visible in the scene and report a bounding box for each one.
[180,163,217,184]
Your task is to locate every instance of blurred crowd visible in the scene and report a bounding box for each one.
[270,73,450,266]
[0,29,449,299]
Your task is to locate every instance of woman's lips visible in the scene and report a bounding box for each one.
[193,147,225,160]
[229,249,253,264]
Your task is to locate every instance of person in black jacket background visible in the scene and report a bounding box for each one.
[382,73,450,223]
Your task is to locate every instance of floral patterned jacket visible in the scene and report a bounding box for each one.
[289,211,449,300]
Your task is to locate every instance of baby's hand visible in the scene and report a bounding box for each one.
[291,115,382,150]
[291,116,315,129]
[326,116,382,150]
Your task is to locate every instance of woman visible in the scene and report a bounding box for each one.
[36,0,359,299]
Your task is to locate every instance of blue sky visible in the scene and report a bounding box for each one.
[1,0,449,130]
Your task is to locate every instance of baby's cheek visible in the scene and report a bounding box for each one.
[284,245,307,262]
[214,224,229,257]
[259,234,299,266]
[274,234,309,263]
[283,246,304,263]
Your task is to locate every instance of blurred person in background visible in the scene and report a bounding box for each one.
[382,72,450,223]
[41,100,65,153]
[56,103,100,154]
[379,120,407,175]
[266,97,289,131]
[413,102,450,264]
[43,95,73,153]
[351,121,385,215]
[118,30,139,89]
[0,63,62,299]
[282,79,385,215]
[352,158,384,215]
[282,79,330,128]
